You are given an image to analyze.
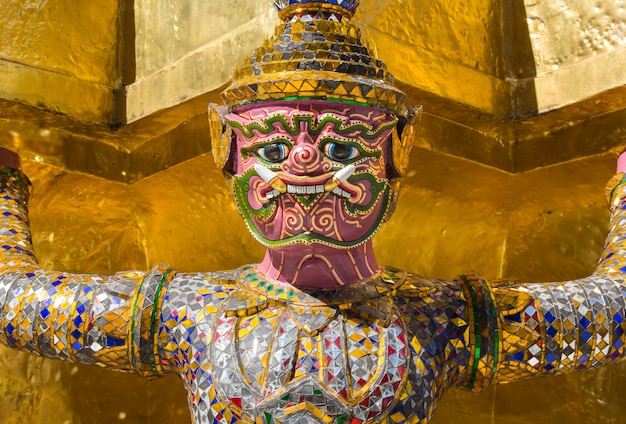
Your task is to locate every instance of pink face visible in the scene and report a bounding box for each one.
[226,101,397,249]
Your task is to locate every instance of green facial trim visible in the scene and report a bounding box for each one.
[226,114,397,140]
[291,192,325,210]
[344,173,387,215]
[233,168,392,249]
[233,168,277,221]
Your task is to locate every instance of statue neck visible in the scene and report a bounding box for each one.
[258,241,380,289]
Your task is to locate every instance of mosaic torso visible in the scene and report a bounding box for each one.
[4,170,626,423]
[160,266,467,424]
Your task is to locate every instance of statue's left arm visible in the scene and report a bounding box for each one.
[457,171,626,392]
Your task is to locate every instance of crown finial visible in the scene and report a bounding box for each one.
[274,0,360,20]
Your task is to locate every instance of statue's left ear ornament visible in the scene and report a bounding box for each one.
[208,103,233,172]
[392,105,422,178]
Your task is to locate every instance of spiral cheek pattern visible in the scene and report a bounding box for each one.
[283,208,305,236]
[311,205,336,236]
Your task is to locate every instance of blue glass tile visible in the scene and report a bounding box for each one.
[106,336,124,347]
[580,316,591,328]
[581,331,592,342]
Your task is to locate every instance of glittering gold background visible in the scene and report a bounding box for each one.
[1,0,626,423]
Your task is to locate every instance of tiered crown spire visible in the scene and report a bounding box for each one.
[221,0,407,114]
[274,0,359,19]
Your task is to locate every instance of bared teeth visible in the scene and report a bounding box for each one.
[265,189,281,200]
[266,183,351,199]
[255,164,353,200]
[332,187,353,199]
[286,184,326,195]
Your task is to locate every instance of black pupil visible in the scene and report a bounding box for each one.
[264,144,283,161]
[332,144,352,160]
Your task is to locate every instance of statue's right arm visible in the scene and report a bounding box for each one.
[0,148,173,378]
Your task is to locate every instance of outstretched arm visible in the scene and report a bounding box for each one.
[457,156,626,392]
[0,148,173,378]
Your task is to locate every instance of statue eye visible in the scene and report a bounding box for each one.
[257,143,290,163]
[323,142,360,162]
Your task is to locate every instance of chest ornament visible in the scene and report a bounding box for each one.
[208,266,414,423]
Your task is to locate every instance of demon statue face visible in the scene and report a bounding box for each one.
[225,101,398,249]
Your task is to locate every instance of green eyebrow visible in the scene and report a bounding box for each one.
[225,114,397,140]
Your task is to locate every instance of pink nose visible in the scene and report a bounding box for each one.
[282,144,327,175]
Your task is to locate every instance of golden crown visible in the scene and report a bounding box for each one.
[221,0,408,115]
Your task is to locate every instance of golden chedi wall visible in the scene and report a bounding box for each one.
[0,0,277,126]
[0,1,626,424]
[360,1,626,118]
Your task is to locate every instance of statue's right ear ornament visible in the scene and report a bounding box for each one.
[208,103,234,175]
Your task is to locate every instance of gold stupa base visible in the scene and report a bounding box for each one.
[0,89,223,184]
